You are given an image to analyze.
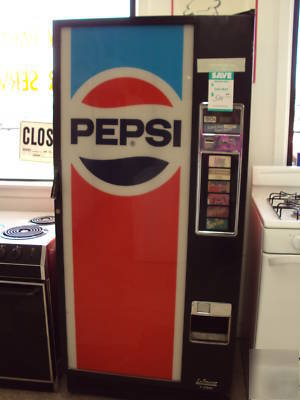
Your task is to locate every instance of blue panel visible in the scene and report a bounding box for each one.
[71,25,183,99]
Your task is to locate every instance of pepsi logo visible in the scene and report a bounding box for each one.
[64,68,189,196]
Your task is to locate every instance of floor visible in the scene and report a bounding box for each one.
[0,378,114,400]
[0,345,247,400]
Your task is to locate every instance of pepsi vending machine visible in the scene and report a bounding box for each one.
[53,14,253,399]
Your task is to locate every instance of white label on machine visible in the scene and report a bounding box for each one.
[208,72,234,112]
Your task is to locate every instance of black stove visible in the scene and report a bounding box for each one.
[268,191,300,220]
[0,212,57,388]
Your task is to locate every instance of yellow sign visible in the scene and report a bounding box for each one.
[0,27,53,93]
[0,70,53,91]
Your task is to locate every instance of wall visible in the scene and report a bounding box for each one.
[137,0,172,15]
[248,0,294,169]
[0,182,54,212]
[238,0,294,336]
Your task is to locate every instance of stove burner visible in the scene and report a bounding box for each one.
[30,216,55,225]
[268,191,300,220]
[2,225,47,240]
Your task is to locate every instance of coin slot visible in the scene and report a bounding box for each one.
[205,138,216,143]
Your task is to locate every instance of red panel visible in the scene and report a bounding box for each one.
[71,166,180,380]
[82,77,172,108]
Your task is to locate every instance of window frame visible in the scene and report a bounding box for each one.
[287,0,300,165]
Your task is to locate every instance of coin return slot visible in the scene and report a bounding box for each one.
[189,301,231,345]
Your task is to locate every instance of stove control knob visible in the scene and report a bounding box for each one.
[9,246,22,260]
[292,235,300,250]
[29,247,35,256]
[0,245,6,259]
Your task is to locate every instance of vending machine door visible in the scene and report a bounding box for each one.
[56,21,194,382]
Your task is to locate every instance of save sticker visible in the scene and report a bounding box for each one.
[208,71,234,112]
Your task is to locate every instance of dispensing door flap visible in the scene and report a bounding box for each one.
[190,301,232,345]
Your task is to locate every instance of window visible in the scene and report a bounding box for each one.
[0,0,130,180]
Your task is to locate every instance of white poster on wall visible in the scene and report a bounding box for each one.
[19,121,53,163]
[136,0,256,16]
[175,0,256,15]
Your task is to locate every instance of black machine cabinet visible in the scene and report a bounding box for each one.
[182,18,252,393]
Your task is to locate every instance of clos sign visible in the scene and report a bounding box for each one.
[20,121,53,163]
[23,125,53,147]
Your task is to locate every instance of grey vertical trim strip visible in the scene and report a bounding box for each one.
[197,58,246,73]
[41,282,54,382]
[40,246,46,280]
